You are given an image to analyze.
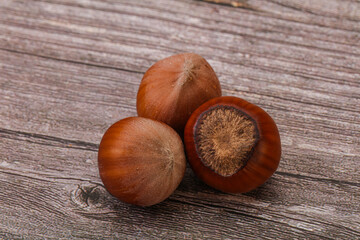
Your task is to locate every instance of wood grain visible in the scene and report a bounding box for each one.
[0,0,359,239]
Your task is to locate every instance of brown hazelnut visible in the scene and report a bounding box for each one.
[98,117,186,206]
[184,96,281,193]
[137,53,222,134]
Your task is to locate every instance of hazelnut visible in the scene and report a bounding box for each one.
[98,117,186,206]
[184,96,281,193]
[137,53,222,134]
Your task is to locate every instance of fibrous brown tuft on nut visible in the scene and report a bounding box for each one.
[184,96,281,193]
[137,53,222,134]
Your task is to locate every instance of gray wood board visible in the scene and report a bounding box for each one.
[0,0,359,239]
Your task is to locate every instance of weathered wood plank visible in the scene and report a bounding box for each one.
[1,0,359,69]
[1,42,358,182]
[0,0,359,239]
[0,136,359,239]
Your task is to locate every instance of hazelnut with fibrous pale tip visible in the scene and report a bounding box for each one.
[137,53,222,135]
[98,117,186,207]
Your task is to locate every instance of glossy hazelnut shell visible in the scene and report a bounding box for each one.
[98,117,186,206]
[137,53,221,134]
[184,96,281,193]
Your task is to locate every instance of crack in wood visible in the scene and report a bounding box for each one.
[0,127,98,152]
[0,168,101,186]
[276,171,360,187]
[267,0,360,22]
[228,88,360,115]
[0,47,144,75]
[168,198,348,238]
[198,0,256,10]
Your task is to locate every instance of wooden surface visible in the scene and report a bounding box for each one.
[0,0,359,239]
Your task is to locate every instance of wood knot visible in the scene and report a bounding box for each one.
[70,183,111,209]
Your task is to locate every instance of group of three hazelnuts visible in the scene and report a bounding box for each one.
[98,53,281,207]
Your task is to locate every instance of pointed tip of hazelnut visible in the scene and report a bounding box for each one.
[137,53,222,134]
